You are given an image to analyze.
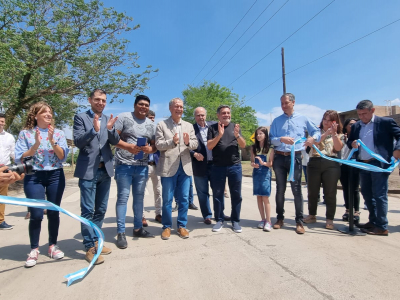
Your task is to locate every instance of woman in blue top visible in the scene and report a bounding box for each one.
[15,101,69,268]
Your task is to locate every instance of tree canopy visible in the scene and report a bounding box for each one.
[0,0,157,130]
[182,81,258,146]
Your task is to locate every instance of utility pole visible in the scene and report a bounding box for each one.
[281,47,286,94]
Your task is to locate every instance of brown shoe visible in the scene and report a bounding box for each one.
[95,241,112,255]
[365,228,389,236]
[85,247,105,265]
[177,227,189,239]
[303,215,317,224]
[295,223,305,234]
[142,217,148,227]
[161,228,171,240]
[155,214,162,223]
[25,212,31,220]
[273,219,284,229]
[357,221,374,229]
[325,219,334,230]
[204,218,212,225]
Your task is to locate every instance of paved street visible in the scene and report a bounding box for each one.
[1,176,400,300]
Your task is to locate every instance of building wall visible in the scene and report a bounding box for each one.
[339,105,400,126]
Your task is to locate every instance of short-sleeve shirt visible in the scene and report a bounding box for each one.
[310,129,344,158]
[207,122,241,167]
[114,112,156,165]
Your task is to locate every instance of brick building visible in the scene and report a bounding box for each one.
[339,105,400,126]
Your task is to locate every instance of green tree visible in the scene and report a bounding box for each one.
[66,149,79,164]
[0,0,157,129]
[182,81,258,145]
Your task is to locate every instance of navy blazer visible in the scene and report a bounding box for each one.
[347,115,400,168]
[73,110,120,180]
[190,121,217,177]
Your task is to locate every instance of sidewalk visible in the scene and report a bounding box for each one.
[1,177,400,299]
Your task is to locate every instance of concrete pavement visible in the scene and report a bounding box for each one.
[1,176,400,300]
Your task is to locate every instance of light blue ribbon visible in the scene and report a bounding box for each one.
[0,195,104,286]
[288,137,307,182]
[312,139,399,172]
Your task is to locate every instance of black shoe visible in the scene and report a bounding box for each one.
[172,204,178,212]
[223,215,231,221]
[133,228,155,238]
[188,203,198,210]
[116,233,127,249]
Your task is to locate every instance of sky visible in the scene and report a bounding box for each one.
[66,0,400,138]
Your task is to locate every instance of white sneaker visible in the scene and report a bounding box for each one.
[257,220,265,229]
[25,249,40,267]
[48,245,64,259]
[263,222,272,232]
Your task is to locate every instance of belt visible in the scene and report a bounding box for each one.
[98,162,105,168]
[360,158,376,163]
[148,161,156,166]
[276,150,301,156]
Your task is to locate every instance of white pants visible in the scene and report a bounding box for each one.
[143,165,162,217]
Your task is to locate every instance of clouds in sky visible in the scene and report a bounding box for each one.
[256,104,326,126]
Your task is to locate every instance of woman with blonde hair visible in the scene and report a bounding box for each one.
[15,101,69,267]
[304,110,344,230]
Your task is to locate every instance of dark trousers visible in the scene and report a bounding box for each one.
[340,164,360,211]
[273,153,303,223]
[24,169,65,249]
[359,160,389,231]
[211,164,242,223]
[302,165,308,183]
[307,158,341,220]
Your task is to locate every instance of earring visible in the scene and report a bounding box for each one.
[35,117,37,120]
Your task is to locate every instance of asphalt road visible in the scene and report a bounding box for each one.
[1,177,400,300]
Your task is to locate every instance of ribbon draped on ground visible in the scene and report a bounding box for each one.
[288,138,398,181]
[0,195,103,286]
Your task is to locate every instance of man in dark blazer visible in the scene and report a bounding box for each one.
[190,107,217,225]
[348,100,400,236]
[74,88,120,264]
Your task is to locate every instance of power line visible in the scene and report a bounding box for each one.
[247,17,400,102]
[228,0,335,86]
[189,0,258,85]
[196,0,276,86]
[211,0,291,81]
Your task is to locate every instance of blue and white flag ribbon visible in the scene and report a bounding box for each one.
[0,195,104,286]
[288,137,307,182]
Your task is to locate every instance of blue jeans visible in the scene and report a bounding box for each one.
[79,167,111,250]
[24,169,65,249]
[211,164,242,223]
[193,164,213,219]
[161,162,190,229]
[359,160,389,230]
[273,153,304,223]
[115,164,148,233]
[174,176,194,205]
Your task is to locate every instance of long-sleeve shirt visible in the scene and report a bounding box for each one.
[0,130,15,165]
[270,112,321,152]
[15,127,69,171]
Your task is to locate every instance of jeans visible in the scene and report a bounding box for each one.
[161,162,190,229]
[211,164,242,223]
[193,164,213,219]
[24,169,65,249]
[115,164,148,233]
[79,167,111,250]
[174,176,194,205]
[359,160,389,230]
[307,158,341,220]
[273,153,304,223]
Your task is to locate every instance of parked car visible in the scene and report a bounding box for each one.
[62,163,71,167]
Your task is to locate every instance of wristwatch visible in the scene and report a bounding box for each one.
[236,134,241,139]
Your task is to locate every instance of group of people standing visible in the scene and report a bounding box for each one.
[1,90,399,268]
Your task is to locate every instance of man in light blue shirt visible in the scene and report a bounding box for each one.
[269,93,320,234]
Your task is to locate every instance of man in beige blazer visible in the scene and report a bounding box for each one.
[156,98,198,240]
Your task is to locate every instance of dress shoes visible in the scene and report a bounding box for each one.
[295,223,305,234]
[95,241,112,255]
[142,217,148,227]
[273,219,284,229]
[116,233,128,249]
[133,228,155,238]
[177,227,189,239]
[357,221,374,229]
[361,227,389,236]
[85,247,105,265]
[223,215,231,221]
[155,214,162,223]
[204,218,212,225]
[161,228,171,240]
[189,203,199,210]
